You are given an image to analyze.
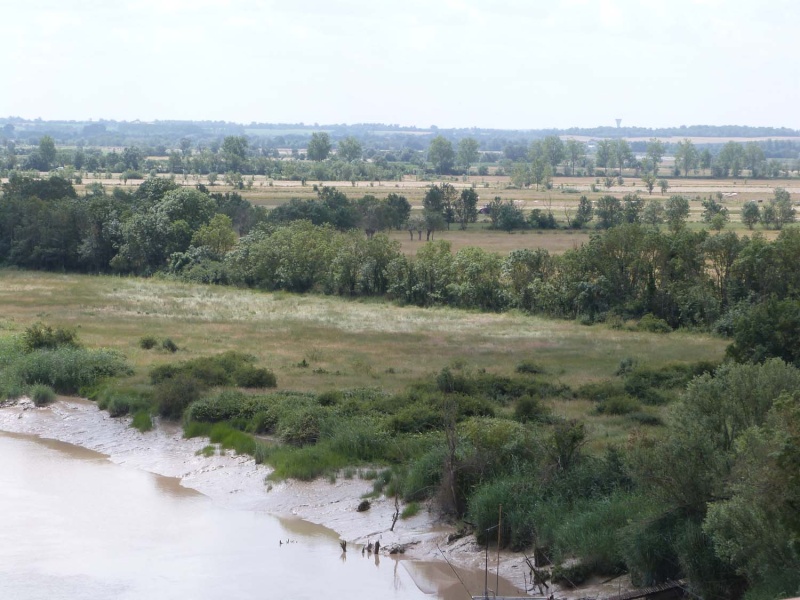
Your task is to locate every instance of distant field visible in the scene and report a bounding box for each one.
[0,269,727,446]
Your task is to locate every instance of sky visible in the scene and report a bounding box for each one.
[2,0,798,130]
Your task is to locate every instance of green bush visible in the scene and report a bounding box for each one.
[402,444,446,502]
[154,374,203,419]
[139,336,158,350]
[514,395,550,423]
[636,314,672,333]
[627,412,663,426]
[22,322,80,352]
[131,410,153,432]
[30,384,56,406]
[401,502,421,519]
[150,351,275,389]
[577,380,624,402]
[265,443,348,481]
[13,347,131,394]
[516,359,545,375]
[234,366,276,388]
[161,338,179,353]
[595,395,640,415]
[278,405,324,446]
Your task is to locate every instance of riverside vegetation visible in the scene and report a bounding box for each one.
[1,175,800,599]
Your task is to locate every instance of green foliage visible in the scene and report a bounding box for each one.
[636,314,671,333]
[727,298,800,366]
[22,322,80,352]
[30,383,56,406]
[154,374,203,419]
[12,347,131,394]
[150,351,276,389]
[131,410,153,432]
[138,336,158,350]
[161,338,178,353]
[401,501,421,519]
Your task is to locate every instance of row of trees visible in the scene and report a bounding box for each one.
[3,176,800,334]
[6,132,796,183]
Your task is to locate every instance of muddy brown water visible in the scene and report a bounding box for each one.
[0,431,521,600]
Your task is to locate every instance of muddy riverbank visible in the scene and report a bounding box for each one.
[0,397,634,599]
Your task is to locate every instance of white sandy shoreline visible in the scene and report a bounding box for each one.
[0,397,545,596]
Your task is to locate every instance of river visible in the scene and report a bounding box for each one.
[0,428,522,600]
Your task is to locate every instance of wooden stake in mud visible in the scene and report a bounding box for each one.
[496,504,502,595]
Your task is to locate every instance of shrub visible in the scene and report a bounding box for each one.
[154,374,203,419]
[139,336,158,350]
[514,395,550,423]
[234,366,276,388]
[131,410,153,432]
[13,348,131,395]
[278,406,324,446]
[627,412,663,426]
[317,390,342,406]
[30,384,56,407]
[637,314,672,334]
[515,359,545,375]
[403,444,446,501]
[265,443,348,481]
[161,338,179,353]
[401,502,421,519]
[577,380,624,402]
[22,322,80,352]
[595,395,640,416]
[150,351,275,389]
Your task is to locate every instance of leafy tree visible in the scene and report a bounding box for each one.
[642,199,664,226]
[595,195,622,229]
[428,136,455,174]
[191,214,237,255]
[645,138,666,175]
[728,299,800,366]
[337,136,362,162]
[573,195,594,228]
[423,183,457,229]
[641,173,656,194]
[38,135,57,170]
[717,142,745,177]
[495,201,527,232]
[454,188,479,230]
[222,136,248,172]
[611,139,632,174]
[564,139,585,175]
[541,135,565,171]
[307,132,332,161]
[385,193,411,229]
[457,137,479,173]
[622,193,644,224]
[511,164,531,188]
[658,178,669,194]
[449,246,507,311]
[700,148,712,171]
[702,196,728,225]
[356,194,393,238]
[741,201,760,229]
[122,146,143,171]
[766,187,796,229]
[595,139,612,168]
[664,195,690,233]
[674,138,699,176]
[744,143,766,177]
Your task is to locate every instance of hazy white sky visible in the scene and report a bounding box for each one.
[2,0,798,129]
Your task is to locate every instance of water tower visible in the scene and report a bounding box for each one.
[615,118,622,128]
